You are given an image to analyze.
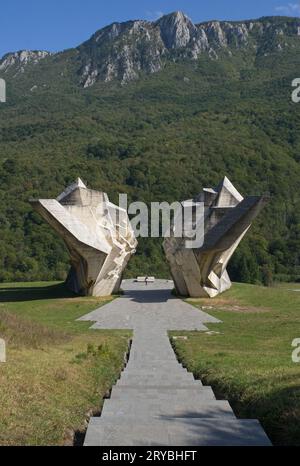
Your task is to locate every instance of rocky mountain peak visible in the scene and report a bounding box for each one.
[156,11,197,48]
[0,50,51,74]
[1,13,300,88]
[76,13,300,87]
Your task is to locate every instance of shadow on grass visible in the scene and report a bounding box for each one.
[0,282,76,303]
[171,337,300,446]
[213,383,300,446]
[174,353,300,446]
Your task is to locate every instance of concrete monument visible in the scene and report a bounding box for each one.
[163,177,268,298]
[30,179,137,296]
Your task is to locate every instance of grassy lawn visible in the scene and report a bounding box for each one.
[171,282,300,446]
[0,282,131,446]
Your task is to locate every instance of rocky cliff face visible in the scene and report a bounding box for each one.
[1,12,299,86]
[157,11,198,49]
[77,12,300,86]
[0,50,52,75]
[77,19,166,86]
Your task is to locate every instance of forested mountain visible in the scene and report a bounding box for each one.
[0,12,299,284]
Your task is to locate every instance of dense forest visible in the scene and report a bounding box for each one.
[0,15,299,285]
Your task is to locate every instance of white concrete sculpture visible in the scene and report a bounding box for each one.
[30,179,137,296]
[163,177,268,298]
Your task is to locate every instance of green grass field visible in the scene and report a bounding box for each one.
[171,282,300,446]
[0,282,131,446]
[0,280,299,445]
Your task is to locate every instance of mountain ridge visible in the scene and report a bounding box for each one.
[0,12,299,283]
[1,12,300,86]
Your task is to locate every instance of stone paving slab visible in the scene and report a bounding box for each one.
[110,386,210,397]
[119,368,194,378]
[84,418,272,446]
[114,382,204,389]
[81,280,271,446]
[107,388,217,404]
[116,379,205,388]
[79,280,220,332]
[101,400,234,419]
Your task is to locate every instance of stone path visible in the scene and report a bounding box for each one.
[80,280,271,446]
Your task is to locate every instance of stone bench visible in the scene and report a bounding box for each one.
[136,277,146,282]
[135,277,155,282]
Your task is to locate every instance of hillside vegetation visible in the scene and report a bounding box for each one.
[0,14,299,283]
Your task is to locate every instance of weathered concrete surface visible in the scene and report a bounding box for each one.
[163,176,268,298]
[30,179,137,296]
[81,280,271,446]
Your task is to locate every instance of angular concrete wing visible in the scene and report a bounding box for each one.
[30,178,137,296]
[163,177,268,298]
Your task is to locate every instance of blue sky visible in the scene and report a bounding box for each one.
[1,0,300,57]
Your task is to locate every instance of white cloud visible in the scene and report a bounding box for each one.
[146,11,164,21]
[275,2,300,15]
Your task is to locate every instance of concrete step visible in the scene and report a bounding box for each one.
[125,360,186,368]
[116,379,204,389]
[100,397,230,418]
[123,366,189,375]
[110,385,213,400]
[127,358,179,365]
[116,376,195,387]
[112,380,206,394]
[119,369,194,379]
[126,358,186,370]
[84,418,272,446]
[129,352,177,357]
[121,370,190,379]
[113,382,204,391]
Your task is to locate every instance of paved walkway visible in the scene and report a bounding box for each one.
[80,280,271,446]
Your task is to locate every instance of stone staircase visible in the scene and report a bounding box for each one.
[84,327,271,446]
